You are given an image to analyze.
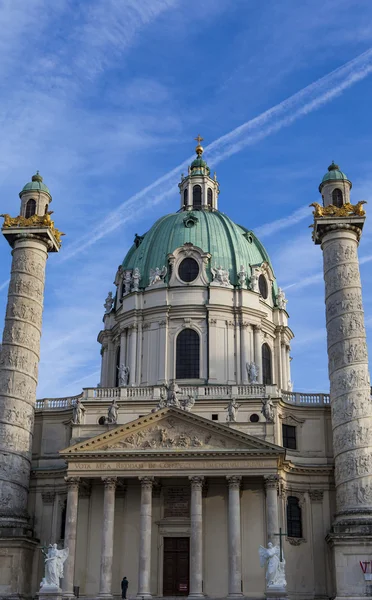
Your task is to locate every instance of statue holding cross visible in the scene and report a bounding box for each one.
[259,529,287,589]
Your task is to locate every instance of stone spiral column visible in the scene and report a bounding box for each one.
[264,475,279,543]
[188,476,204,599]
[0,237,50,534]
[319,226,371,519]
[137,476,154,599]
[227,476,243,598]
[99,477,117,598]
[63,477,80,597]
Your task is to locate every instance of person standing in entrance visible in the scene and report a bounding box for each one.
[121,576,129,599]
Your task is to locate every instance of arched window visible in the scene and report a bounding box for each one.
[44,203,48,214]
[183,188,188,207]
[25,199,36,218]
[176,328,200,379]
[258,274,268,299]
[207,188,213,207]
[287,496,302,538]
[193,185,202,209]
[115,346,120,386]
[262,343,272,384]
[332,188,343,208]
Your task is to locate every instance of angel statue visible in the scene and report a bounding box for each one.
[247,361,259,383]
[117,364,130,387]
[149,265,167,286]
[132,267,141,292]
[107,399,119,424]
[277,287,288,310]
[259,542,286,588]
[249,268,259,293]
[71,398,85,425]
[226,398,240,422]
[40,543,69,589]
[261,395,275,423]
[104,291,114,314]
[211,265,230,286]
[181,394,195,412]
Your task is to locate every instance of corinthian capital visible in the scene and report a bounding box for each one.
[226,475,242,490]
[264,474,279,490]
[189,475,204,490]
[64,476,80,491]
[102,477,117,491]
[139,476,155,490]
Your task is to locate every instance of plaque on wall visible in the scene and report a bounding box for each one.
[164,486,190,518]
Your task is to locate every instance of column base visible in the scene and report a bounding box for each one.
[96,595,113,600]
[37,589,63,600]
[227,594,244,598]
[136,594,152,599]
[187,594,205,599]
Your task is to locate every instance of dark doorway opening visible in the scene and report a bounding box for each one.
[163,537,189,596]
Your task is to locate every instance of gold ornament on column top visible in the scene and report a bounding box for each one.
[309,201,367,218]
[194,134,204,156]
[1,212,65,247]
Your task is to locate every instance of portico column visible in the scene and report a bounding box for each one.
[62,477,80,597]
[227,476,243,598]
[98,477,117,598]
[264,475,279,543]
[188,476,204,599]
[137,476,154,599]
[253,325,263,384]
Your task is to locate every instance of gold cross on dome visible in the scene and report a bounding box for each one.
[195,134,204,145]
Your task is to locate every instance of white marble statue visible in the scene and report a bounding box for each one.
[132,267,141,292]
[247,361,259,383]
[249,268,259,292]
[107,399,119,424]
[277,287,288,310]
[259,543,286,588]
[71,398,85,425]
[117,364,130,387]
[261,395,275,423]
[211,265,230,286]
[287,380,294,392]
[123,270,132,295]
[40,544,69,589]
[104,291,114,314]
[238,265,247,287]
[149,266,167,286]
[226,398,240,422]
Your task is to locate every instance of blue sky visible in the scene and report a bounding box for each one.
[0,0,372,398]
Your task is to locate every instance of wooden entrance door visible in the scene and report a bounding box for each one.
[163,537,189,596]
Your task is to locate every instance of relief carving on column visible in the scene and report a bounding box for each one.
[226,475,242,490]
[328,339,368,371]
[335,451,372,485]
[102,477,117,491]
[12,252,46,276]
[0,452,29,483]
[0,372,36,400]
[331,366,370,395]
[327,313,366,346]
[333,422,372,455]
[2,321,39,348]
[325,264,361,296]
[189,475,204,490]
[9,274,44,299]
[1,399,34,428]
[324,242,358,265]
[264,474,279,491]
[0,424,32,455]
[331,391,372,426]
[6,298,43,327]
[326,290,363,319]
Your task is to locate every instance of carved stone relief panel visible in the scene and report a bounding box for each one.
[99,416,247,451]
[9,274,44,300]
[325,264,361,297]
[326,290,363,320]
[328,339,368,371]
[333,421,372,455]
[0,423,32,456]
[324,241,358,266]
[331,366,370,396]
[12,248,47,279]
[2,321,40,349]
[331,390,372,427]
[335,449,372,485]
[0,452,30,484]
[1,398,34,429]
[6,298,43,328]
[0,480,29,517]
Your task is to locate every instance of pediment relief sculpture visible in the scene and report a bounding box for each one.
[99,417,247,451]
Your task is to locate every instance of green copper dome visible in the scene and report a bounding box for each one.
[122,209,278,298]
[319,161,351,191]
[19,171,51,199]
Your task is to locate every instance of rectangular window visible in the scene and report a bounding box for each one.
[212,414,219,421]
[282,424,296,449]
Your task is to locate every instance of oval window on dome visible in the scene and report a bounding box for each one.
[258,274,268,299]
[179,257,199,283]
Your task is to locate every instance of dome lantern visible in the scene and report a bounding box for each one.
[19,171,52,219]
[178,136,220,211]
[318,161,352,208]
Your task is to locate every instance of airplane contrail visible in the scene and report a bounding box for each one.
[59,47,372,261]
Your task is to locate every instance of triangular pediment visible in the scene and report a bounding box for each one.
[61,408,284,456]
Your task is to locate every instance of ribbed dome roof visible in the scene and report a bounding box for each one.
[19,171,51,198]
[319,161,351,191]
[122,209,278,297]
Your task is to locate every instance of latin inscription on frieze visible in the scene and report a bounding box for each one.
[164,486,190,518]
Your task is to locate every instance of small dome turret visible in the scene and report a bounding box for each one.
[19,171,52,219]
[318,161,352,208]
[19,171,52,199]
[179,136,219,210]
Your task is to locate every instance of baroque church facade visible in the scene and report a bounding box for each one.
[0,141,371,600]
